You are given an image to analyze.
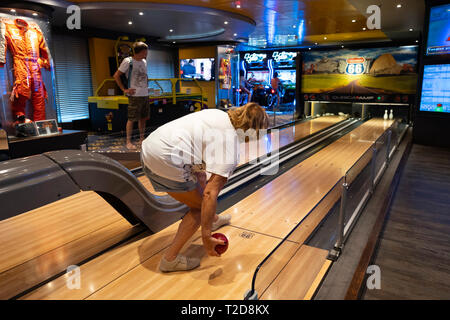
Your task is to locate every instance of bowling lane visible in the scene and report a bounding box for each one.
[22,225,287,300]
[226,119,394,239]
[238,115,346,166]
[0,176,160,299]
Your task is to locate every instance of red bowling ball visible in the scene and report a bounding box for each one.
[212,233,229,254]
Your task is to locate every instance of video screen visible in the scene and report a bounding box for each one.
[277,70,296,85]
[246,71,270,84]
[420,64,450,113]
[426,4,450,55]
[180,58,215,81]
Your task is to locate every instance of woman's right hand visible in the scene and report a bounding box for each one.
[202,235,225,257]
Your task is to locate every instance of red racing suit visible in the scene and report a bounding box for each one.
[0,18,51,121]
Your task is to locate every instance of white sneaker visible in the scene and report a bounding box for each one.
[159,255,200,273]
[211,214,231,231]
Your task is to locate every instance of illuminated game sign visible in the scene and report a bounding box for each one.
[272,51,297,69]
[345,57,366,75]
[244,53,267,64]
[426,4,450,55]
[272,51,297,63]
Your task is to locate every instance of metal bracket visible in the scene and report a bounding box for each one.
[244,289,258,300]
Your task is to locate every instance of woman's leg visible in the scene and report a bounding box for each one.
[164,188,203,261]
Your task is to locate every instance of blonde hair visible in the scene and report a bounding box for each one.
[228,103,269,133]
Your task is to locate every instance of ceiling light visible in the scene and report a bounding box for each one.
[352,19,356,23]
[32,13,38,16]
[308,48,311,50]
[293,25,297,28]
[169,29,173,32]
[128,21,133,25]
[236,1,241,8]
[139,12,144,16]
[315,42,318,45]
[397,4,402,8]
[409,28,413,31]
[363,27,366,30]
[10,9,16,12]
[173,41,176,44]
[416,40,419,43]
[224,21,229,25]
[341,45,344,48]
[324,36,327,40]
[233,33,237,36]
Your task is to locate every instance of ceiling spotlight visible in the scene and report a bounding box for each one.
[341,45,344,48]
[409,28,413,31]
[10,9,16,12]
[315,42,318,45]
[363,27,366,31]
[233,33,237,36]
[352,19,356,23]
[173,41,176,44]
[397,4,402,8]
[308,48,311,50]
[324,36,327,40]
[169,29,173,32]
[139,12,144,16]
[416,40,419,43]
[236,1,241,8]
[128,21,133,25]
[224,21,229,25]
[32,13,38,16]
[293,25,297,28]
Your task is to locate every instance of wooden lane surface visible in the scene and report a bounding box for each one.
[226,119,394,239]
[260,245,330,300]
[23,119,392,300]
[0,176,157,299]
[238,116,346,166]
[23,225,283,300]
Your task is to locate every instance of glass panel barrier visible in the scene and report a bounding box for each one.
[341,147,375,244]
[373,130,389,186]
[248,177,344,300]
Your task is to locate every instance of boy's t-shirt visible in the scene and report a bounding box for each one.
[118,57,148,97]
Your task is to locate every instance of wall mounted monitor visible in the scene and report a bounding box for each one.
[180,58,215,81]
[419,64,450,113]
[426,4,450,56]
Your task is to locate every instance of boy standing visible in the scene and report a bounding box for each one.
[114,42,149,149]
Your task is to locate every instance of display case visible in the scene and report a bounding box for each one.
[0,7,57,137]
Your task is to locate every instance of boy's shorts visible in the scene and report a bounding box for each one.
[143,165,198,193]
[128,96,150,121]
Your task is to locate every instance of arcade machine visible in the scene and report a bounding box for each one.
[301,45,419,128]
[240,51,271,108]
[271,50,298,120]
[414,1,450,148]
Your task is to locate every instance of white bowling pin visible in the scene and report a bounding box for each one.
[384,110,388,120]
[389,109,394,120]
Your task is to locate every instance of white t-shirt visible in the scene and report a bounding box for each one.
[118,57,148,97]
[141,109,240,182]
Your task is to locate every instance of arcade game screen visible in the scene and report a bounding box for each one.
[277,70,296,85]
[247,71,270,84]
[426,4,450,56]
[180,58,215,81]
[419,64,450,113]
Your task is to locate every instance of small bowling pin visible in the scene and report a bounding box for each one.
[383,110,388,120]
[389,109,394,120]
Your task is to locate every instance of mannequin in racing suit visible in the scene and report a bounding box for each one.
[0,18,51,121]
